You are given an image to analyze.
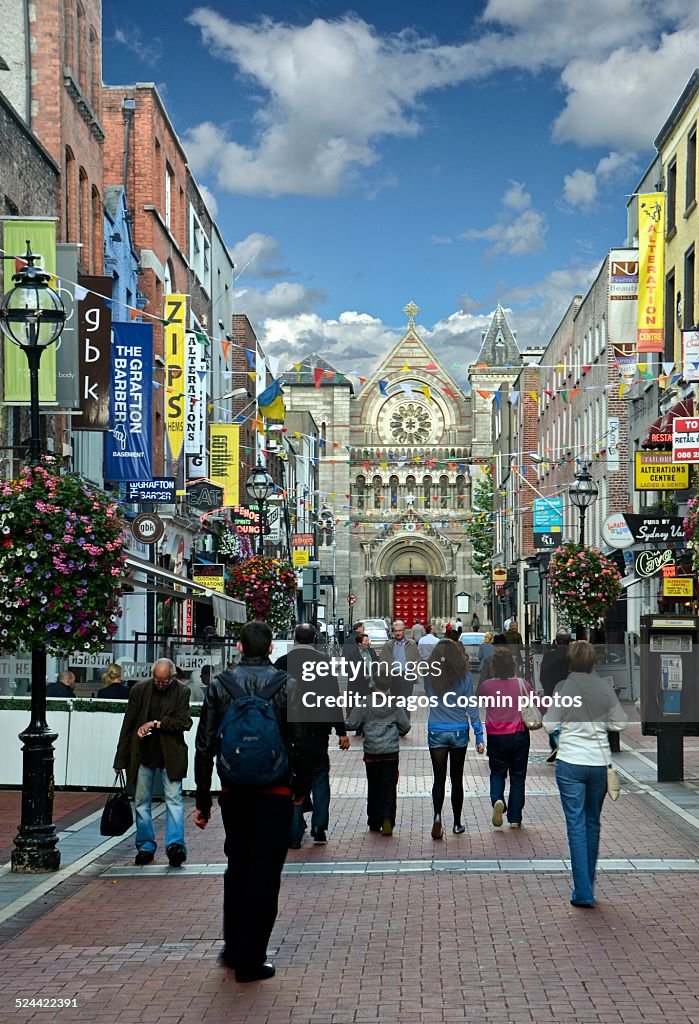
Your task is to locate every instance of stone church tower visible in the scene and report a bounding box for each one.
[285,302,480,628]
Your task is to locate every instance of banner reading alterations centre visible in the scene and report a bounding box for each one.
[104,321,153,482]
[637,193,665,353]
[209,424,239,506]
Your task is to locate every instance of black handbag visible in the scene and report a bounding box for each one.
[100,770,134,836]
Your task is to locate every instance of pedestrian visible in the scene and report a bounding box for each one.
[455,616,463,636]
[193,621,309,982]
[345,678,410,835]
[47,670,76,697]
[177,665,206,703]
[479,647,537,829]
[424,640,485,838]
[540,628,572,761]
[411,620,426,642]
[346,632,378,704]
[378,620,420,705]
[418,623,439,659]
[98,664,129,700]
[276,623,350,848]
[113,657,192,867]
[478,633,508,683]
[471,612,480,632]
[478,632,495,677]
[345,621,364,646]
[505,619,524,672]
[543,639,627,908]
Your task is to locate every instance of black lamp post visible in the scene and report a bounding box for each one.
[568,461,599,548]
[245,461,275,555]
[0,244,66,873]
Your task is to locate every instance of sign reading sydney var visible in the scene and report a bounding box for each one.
[673,417,699,462]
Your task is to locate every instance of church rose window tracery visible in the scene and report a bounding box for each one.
[388,402,433,445]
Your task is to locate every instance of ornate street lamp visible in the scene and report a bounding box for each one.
[245,461,275,555]
[569,461,599,548]
[0,243,66,872]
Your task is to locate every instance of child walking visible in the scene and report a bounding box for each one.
[346,681,410,835]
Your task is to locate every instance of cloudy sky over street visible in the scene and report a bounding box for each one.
[104,0,699,379]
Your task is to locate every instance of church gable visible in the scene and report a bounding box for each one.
[473,304,522,369]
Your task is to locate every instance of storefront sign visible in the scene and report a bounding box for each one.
[164,293,186,462]
[72,274,113,428]
[293,550,310,567]
[637,193,665,353]
[663,578,694,598]
[673,416,699,462]
[533,496,563,532]
[635,549,675,578]
[131,512,164,545]
[623,513,685,543]
[607,416,621,471]
[184,330,207,479]
[209,424,240,506]
[602,513,635,550]
[192,564,225,592]
[492,566,508,585]
[682,329,699,382]
[126,478,176,503]
[292,533,315,547]
[186,480,224,512]
[104,322,153,481]
[634,452,689,490]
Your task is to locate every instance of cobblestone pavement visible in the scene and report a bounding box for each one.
[3,714,699,1024]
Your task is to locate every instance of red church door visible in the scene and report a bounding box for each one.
[393,577,428,629]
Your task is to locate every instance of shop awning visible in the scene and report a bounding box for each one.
[124,554,247,623]
[641,398,693,449]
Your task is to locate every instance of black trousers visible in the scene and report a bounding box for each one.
[365,755,399,829]
[219,792,293,971]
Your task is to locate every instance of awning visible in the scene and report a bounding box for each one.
[641,398,693,449]
[124,554,247,623]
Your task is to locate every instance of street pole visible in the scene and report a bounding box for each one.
[258,499,265,556]
[579,506,586,548]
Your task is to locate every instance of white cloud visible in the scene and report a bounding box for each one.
[114,26,162,65]
[461,182,548,257]
[229,233,291,280]
[562,151,639,210]
[197,183,218,218]
[235,282,326,324]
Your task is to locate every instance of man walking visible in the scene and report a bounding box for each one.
[417,624,439,659]
[540,628,571,761]
[113,658,192,867]
[378,620,420,704]
[194,621,309,983]
[276,623,350,847]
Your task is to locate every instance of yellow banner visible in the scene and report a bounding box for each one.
[634,452,688,490]
[663,578,694,597]
[164,293,186,461]
[637,193,664,353]
[209,424,240,506]
[292,550,310,567]
[192,566,225,592]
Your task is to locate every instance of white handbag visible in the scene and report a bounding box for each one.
[518,678,543,730]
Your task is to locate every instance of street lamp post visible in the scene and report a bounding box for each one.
[0,244,66,872]
[568,461,599,548]
[245,461,275,555]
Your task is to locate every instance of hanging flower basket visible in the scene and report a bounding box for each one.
[0,463,126,655]
[216,525,253,566]
[224,556,297,635]
[683,497,699,572]
[547,542,623,629]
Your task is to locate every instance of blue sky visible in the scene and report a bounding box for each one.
[102,1,699,378]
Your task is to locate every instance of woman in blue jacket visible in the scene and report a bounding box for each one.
[425,640,485,837]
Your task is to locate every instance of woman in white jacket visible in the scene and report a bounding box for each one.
[543,640,627,908]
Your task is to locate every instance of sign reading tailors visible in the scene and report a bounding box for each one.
[663,577,694,598]
[673,416,699,463]
[634,451,689,490]
[191,564,225,592]
[293,549,310,567]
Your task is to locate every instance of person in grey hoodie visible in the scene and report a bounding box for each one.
[345,680,410,836]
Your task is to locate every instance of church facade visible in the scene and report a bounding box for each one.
[283,302,515,630]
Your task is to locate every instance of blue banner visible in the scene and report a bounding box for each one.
[104,322,153,482]
[126,478,176,503]
[533,496,563,532]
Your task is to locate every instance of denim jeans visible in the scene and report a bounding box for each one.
[289,734,331,844]
[487,730,530,824]
[427,728,469,750]
[555,759,607,905]
[134,764,185,853]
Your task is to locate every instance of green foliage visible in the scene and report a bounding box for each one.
[464,473,494,581]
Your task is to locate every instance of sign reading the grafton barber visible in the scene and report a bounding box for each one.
[634,549,675,578]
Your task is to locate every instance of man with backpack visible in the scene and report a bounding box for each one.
[193,620,309,983]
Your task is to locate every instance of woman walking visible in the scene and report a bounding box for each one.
[543,640,627,908]
[479,648,535,829]
[425,640,485,837]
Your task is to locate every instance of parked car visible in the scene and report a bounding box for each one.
[459,631,486,669]
[362,618,390,646]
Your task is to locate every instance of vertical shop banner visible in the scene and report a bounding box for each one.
[637,193,665,353]
[104,322,153,481]
[682,329,699,382]
[54,244,80,409]
[164,293,186,461]
[209,424,240,506]
[184,330,208,480]
[2,219,57,403]
[72,275,113,429]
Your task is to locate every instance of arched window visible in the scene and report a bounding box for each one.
[78,167,89,268]
[389,475,399,509]
[439,474,449,509]
[373,476,382,509]
[91,185,101,275]
[89,27,100,111]
[64,147,75,241]
[77,2,87,94]
[423,475,432,508]
[64,1,75,69]
[456,475,466,505]
[320,421,326,459]
[355,476,365,511]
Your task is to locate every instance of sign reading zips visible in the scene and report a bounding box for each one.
[164,294,186,462]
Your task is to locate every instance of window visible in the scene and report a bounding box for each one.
[667,159,677,233]
[77,2,87,94]
[64,1,74,68]
[423,476,432,508]
[439,475,449,509]
[91,185,101,275]
[64,148,75,240]
[320,422,326,459]
[78,167,88,266]
[165,165,173,229]
[389,475,398,509]
[373,476,382,509]
[356,476,365,511]
[687,127,697,212]
[664,269,675,362]
[684,245,695,328]
[456,475,466,504]
[405,475,416,505]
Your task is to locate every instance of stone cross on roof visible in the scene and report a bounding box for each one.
[403,300,420,326]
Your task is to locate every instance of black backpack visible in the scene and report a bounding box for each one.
[216,672,289,787]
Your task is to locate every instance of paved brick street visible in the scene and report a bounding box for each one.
[3,714,699,1024]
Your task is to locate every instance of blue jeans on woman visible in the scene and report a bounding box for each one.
[555,759,607,905]
[487,730,530,824]
[134,765,186,854]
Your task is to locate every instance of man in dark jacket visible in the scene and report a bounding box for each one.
[540,628,571,757]
[114,658,192,867]
[276,623,350,848]
[47,670,76,697]
[194,621,309,983]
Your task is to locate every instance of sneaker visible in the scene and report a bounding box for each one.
[452,824,466,835]
[509,823,522,829]
[381,818,393,836]
[570,899,595,908]
[311,828,327,844]
[235,962,276,983]
[431,815,443,840]
[134,850,154,866]
[546,749,558,763]
[492,800,505,828]
[166,844,187,867]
